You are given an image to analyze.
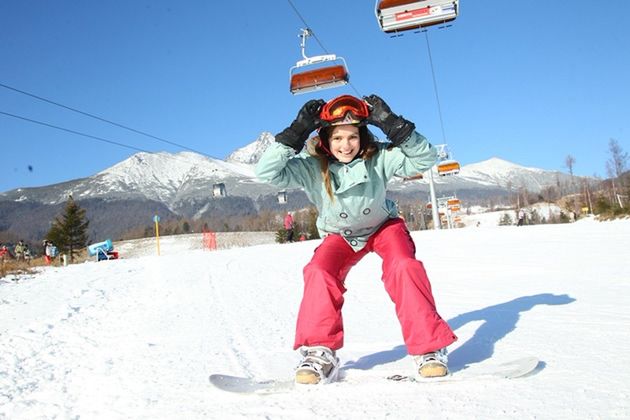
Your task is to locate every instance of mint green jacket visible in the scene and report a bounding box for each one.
[255,131,437,251]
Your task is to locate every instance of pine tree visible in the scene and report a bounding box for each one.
[46,195,90,263]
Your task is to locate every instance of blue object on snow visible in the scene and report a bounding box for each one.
[87,239,113,256]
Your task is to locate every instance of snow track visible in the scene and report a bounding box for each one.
[2,219,630,418]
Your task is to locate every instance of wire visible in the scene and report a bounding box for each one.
[0,110,232,169]
[286,0,329,55]
[0,110,152,154]
[0,81,214,158]
[285,0,362,98]
[424,31,448,144]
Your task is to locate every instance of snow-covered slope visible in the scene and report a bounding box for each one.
[91,151,256,203]
[457,157,556,190]
[1,219,628,418]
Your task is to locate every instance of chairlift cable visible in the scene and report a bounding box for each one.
[424,31,447,144]
[286,0,362,97]
[0,81,215,159]
[0,110,152,154]
[0,110,225,169]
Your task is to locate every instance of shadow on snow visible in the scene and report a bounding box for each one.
[342,293,575,373]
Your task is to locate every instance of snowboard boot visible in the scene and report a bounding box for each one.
[413,348,449,378]
[295,346,339,385]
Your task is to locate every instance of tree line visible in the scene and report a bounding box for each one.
[37,138,629,264]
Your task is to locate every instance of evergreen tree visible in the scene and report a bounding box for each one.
[46,195,90,263]
[182,221,191,234]
[306,207,320,240]
[499,213,513,226]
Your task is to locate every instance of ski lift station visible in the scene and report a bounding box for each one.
[375,0,459,33]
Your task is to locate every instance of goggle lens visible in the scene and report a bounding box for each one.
[320,95,369,123]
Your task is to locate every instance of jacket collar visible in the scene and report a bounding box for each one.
[330,159,369,194]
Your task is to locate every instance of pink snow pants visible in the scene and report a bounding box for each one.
[294,218,457,355]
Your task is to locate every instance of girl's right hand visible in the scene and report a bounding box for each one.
[275,99,325,152]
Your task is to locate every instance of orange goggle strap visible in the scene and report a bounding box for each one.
[320,95,369,124]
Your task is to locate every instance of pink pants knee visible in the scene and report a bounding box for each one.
[294,218,457,355]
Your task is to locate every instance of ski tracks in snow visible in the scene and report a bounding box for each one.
[0,255,216,419]
[205,244,304,381]
[0,264,139,418]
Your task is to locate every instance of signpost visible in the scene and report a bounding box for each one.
[153,215,161,256]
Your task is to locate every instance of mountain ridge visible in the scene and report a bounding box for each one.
[0,132,586,243]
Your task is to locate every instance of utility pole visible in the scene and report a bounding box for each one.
[427,168,440,230]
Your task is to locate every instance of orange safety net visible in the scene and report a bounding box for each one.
[203,230,217,251]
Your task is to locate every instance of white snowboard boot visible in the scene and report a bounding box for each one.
[413,348,449,378]
[295,346,340,385]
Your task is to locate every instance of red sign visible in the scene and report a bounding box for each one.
[395,7,430,22]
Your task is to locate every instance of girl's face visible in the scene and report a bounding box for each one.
[329,125,361,163]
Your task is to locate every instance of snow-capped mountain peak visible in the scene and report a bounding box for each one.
[464,157,545,176]
[226,132,274,165]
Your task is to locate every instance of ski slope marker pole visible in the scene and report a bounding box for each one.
[153,215,161,256]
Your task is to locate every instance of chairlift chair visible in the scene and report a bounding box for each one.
[289,29,350,95]
[212,183,227,198]
[375,0,459,34]
[437,159,460,176]
[402,173,424,181]
[447,198,461,207]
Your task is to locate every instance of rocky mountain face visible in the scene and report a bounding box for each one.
[0,132,582,243]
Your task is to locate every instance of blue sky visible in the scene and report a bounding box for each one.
[1,0,629,193]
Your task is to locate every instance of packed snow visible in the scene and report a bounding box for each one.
[1,217,629,419]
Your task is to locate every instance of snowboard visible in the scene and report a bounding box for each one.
[209,356,539,395]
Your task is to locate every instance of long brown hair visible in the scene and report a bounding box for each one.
[310,125,378,200]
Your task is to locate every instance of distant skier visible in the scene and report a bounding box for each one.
[0,243,10,262]
[44,240,58,265]
[517,209,525,226]
[284,212,295,242]
[14,240,25,261]
[256,94,457,385]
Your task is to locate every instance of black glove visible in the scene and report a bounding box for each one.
[275,99,325,152]
[363,94,415,147]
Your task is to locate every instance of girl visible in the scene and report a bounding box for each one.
[255,94,457,384]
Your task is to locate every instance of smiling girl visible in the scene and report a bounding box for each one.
[255,94,457,384]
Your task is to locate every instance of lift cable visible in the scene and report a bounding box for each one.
[424,31,447,144]
[0,109,236,171]
[0,82,214,158]
[285,0,362,98]
[0,110,152,154]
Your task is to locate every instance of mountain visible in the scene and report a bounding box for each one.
[226,131,274,165]
[0,132,585,243]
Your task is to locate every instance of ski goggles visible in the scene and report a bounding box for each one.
[320,95,369,125]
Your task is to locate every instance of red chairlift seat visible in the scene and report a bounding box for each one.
[447,198,461,207]
[437,159,460,176]
[402,173,424,181]
[375,0,459,33]
[290,62,349,95]
[289,29,350,95]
